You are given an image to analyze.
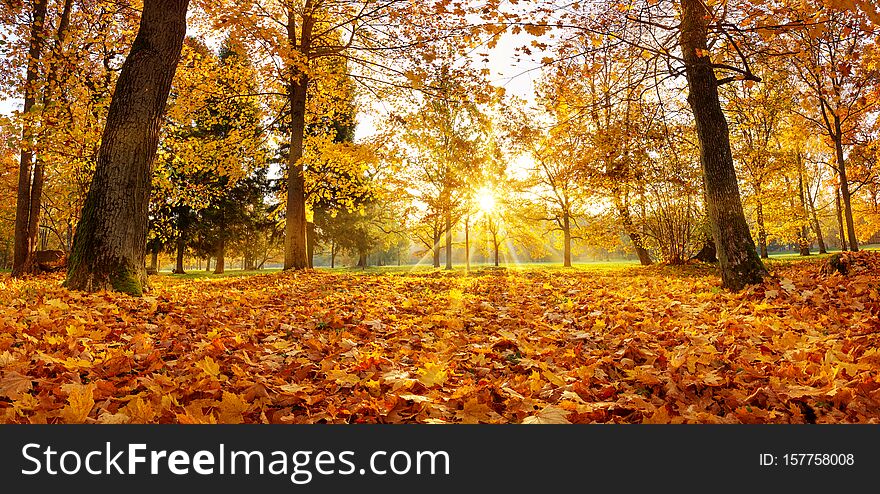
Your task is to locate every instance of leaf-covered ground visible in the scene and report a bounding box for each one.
[1,254,879,424]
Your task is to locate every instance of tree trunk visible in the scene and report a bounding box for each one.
[796,163,811,256]
[806,191,827,254]
[65,0,190,295]
[306,221,315,269]
[358,251,367,269]
[331,239,336,268]
[445,210,453,270]
[283,14,313,271]
[175,236,186,274]
[465,217,470,272]
[563,213,572,268]
[755,198,768,259]
[613,193,652,265]
[205,256,211,272]
[432,230,441,268]
[835,187,847,251]
[149,247,159,274]
[679,0,766,291]
[12,0,48,277]
[833,135,859,251]
[214,240,225,274]
[22,0,74,274]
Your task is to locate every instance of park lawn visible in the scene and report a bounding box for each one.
[0,252,878,424]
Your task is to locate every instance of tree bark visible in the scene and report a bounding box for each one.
[22,0,74,274]
[174,236,186,274]
[806,190,827,254]
[150,249,159,273]
[445,210,453,270]
[679,0,766,291]
[214,239,225,274]
[205,256,211,273]
[796,163,811,256]
[283,12,313,271]
[613,193,652,265]
[755,198,768,259]
[563,213,572,268]
[65,0,190,295]
[12,0,48,277]
[464,217,470,272]
[432,230,441,268]
[306,221,315,269]
[833,135,859,251]
[835,187,847,251]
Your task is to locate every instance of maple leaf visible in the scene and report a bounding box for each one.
[522,406,571,424]
[217,391,248,423]
[0,371,33,400]
[417,363,448,387]
[60,383,95,423]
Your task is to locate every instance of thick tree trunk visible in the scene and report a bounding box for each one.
[205,256,211,273]
[174,237,186,274]
[835,187,847,251]
[12,0,48,277]
[214,240,225,274]
[833,136,858,252]
[679,0,766,290]
[65,0,189,295]
[358,251,367,269]
[283,14,313,271]
[563,214,572,268]
[150,249,159,273]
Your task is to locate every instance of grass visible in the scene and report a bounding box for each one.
[141,244,880,281]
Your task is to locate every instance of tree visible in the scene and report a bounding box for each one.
[65,0,190,295]
[786,11,879,252]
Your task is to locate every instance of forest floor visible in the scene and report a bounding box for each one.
[1,252,879,424]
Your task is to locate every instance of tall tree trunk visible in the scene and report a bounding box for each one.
[755,198,768,259]
[205,256,211,273]
[833,135,859,252]
[12,0,49,277]
[149,248,159,273]
[835,187,847,251]
[65,0,190,295]
[23,0,74,274]
[796,162,811,256]
[563,213,572,268]
[358,251,367,269]
[806,191,827,254]
[306,221,315,269]
[331,239,336,268]
[174,235,186,274]
[445,210,453,270]
[283,13,313,271]
[465,217,470,272]
[432,230,441,268]
[679,0,766,291]
[214,240,225,274]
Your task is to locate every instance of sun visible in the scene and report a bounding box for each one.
[475,186,497,214]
